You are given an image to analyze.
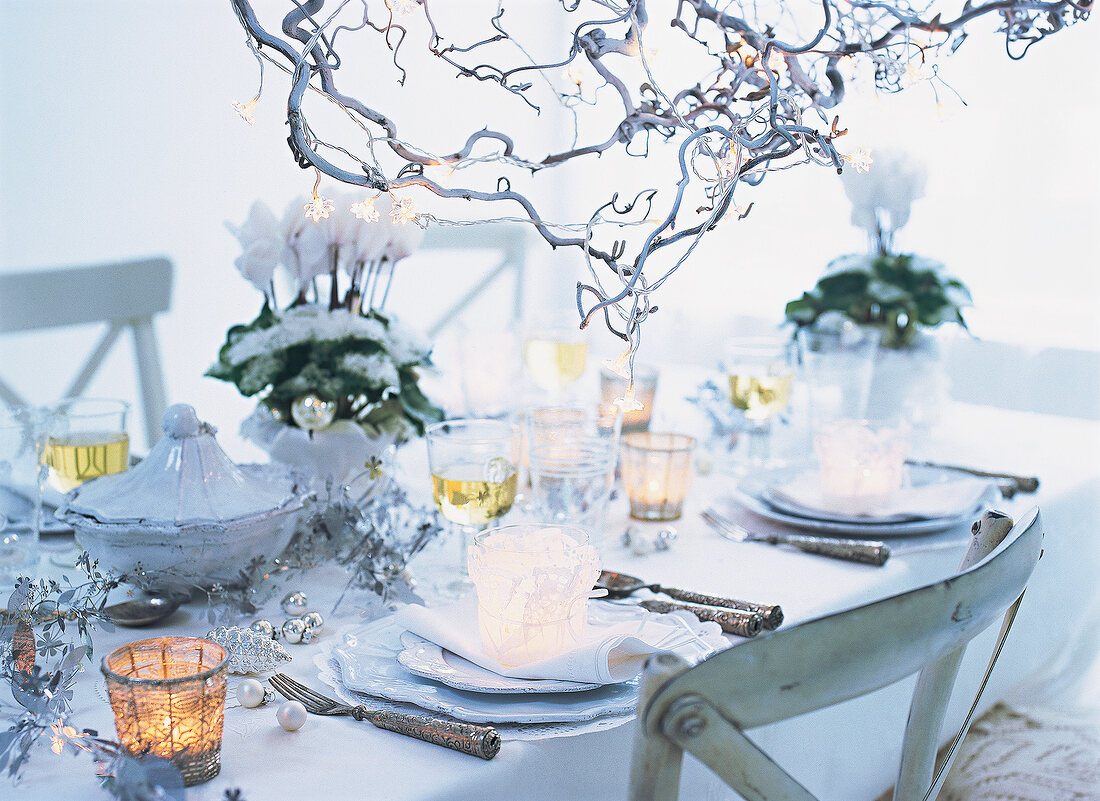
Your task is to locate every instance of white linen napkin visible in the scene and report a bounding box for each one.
[394,598,724,685]
[770,470,992,520]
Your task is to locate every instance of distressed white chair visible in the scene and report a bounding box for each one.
[417,223,528,339]
[628,507,1044,801]
[0,257,172,448]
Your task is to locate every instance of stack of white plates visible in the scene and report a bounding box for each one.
[317,604,726,740]
[732,465,999,537]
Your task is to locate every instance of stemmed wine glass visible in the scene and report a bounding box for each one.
[42,398,130,565]
[522,326,589,400]
[722,338,794,467]
[425,419,521,596]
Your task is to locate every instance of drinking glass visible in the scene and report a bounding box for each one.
[526,404,621,552]
[426,419,522,595]
[795,326,881,428]
[523,326,589,399]
[44,398,130,493]
[42,398,130,565]
[722,337,794,466]
[0,406,44,581]
[456,324,523,419]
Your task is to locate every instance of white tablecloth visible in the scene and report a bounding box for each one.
[9,402,1100,801]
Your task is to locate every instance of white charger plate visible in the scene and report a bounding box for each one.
[732,466,998,537]
[331,617,640,724]
[397,633,601,694]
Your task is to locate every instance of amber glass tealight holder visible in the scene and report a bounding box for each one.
[101,637,229,786]
[620,432,696,521]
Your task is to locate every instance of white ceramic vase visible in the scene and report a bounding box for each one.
[242,407,396,486]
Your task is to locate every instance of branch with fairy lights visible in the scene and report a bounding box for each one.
[227,0,1091,390]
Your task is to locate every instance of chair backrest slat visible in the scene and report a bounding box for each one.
[0,257,172,334]
[646,508,1042,732]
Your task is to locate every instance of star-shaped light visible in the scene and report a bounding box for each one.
[603,351,632,379]
[389,197,417,225]
[616,386,645,413]
[387,0,419,15]
[303,192,336,222]
[231,97,258,126]
[843,146,874,174]
[350,196,381,222]
[903,60,934,87]
[766,49,786,75]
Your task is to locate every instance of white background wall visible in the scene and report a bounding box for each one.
[1,2,1098,451]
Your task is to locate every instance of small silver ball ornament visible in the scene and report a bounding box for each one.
[281,617,309,644]
[249,619,276,639]
[290,394,337,432]
[280,591,309,617]
[301,611,325,633]
[277,700,308,732]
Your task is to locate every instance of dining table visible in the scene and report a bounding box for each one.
[7,382,1100,801]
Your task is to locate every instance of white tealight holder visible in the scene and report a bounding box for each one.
[814,419,912,512]
[468,524,600,666]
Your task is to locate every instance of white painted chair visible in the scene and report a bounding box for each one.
[628,507,1045,801]
[0,257,172,448]
[417,223,528,339]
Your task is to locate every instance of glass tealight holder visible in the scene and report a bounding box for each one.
[468,524,600,667]
[101,637,229,786]
[620,432,696,521]
[813,419,912,512]
[599,364,659,434]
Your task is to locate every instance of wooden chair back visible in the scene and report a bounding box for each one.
[0,257,172,448]
[629,507,1044,801]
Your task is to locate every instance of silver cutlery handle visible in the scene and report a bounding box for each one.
[770,532,890,566]
[639,599,764,637]
[361,708,501,760]
[658,587,784,630]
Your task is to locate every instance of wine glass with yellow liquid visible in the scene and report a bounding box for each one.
[43,398,130,565]
[426,419,521,596]
[723,338,794,467]
[523,327,589,399]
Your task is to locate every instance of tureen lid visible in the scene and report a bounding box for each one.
[66,404,302,525]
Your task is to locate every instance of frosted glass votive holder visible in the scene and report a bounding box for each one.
[468,524,600,666]
[620,432,696,521]
[814,419,912,510]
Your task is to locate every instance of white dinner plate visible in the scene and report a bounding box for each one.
[331,617,640,724]
[397,633,602,694]
[732,467,998,537]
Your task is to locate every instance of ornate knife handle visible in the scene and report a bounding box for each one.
[771,533,890,566]
[658,587,784,630]
[640,599,763,638]
[362,708,501,760]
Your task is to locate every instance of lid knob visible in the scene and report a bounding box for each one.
[161,404,202,439]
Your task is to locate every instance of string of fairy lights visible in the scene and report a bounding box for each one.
[227,0,1091,398]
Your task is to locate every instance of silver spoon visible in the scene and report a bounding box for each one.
[103,593,185,627]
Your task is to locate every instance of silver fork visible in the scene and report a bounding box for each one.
[700,508,891,567]
[269,673,501,760]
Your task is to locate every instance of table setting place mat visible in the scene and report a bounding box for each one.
[315,602,728,738]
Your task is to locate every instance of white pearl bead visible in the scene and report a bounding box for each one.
[236,679,266,709]
[277,700,308,732]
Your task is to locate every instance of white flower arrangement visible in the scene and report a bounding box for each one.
[839,148,927,257]
[207,196,442,442]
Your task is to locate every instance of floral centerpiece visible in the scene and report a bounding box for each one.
[208,193,444,480]
[784,149,972,349]
[784,150,972,423]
